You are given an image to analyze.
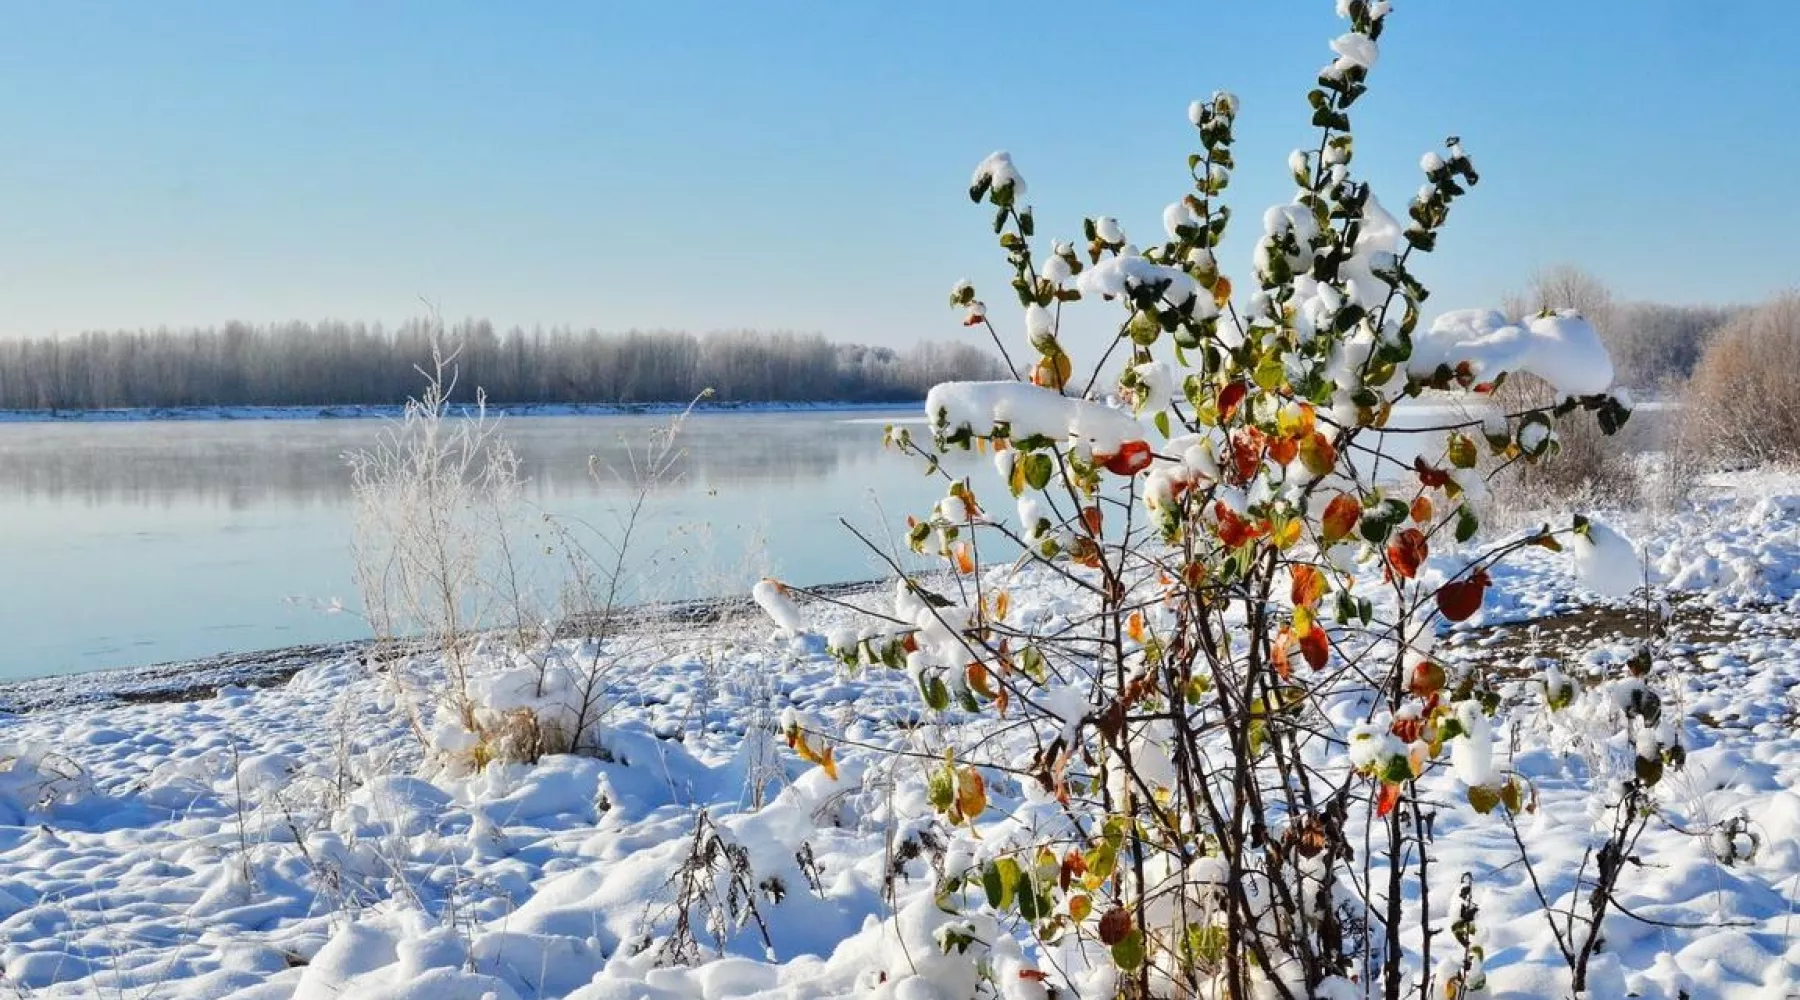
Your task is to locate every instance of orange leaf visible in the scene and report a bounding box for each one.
[953,542,976,575]
[1291,565,1326,607]
[994,590,1011,620]
[1272,627,1295,680]
[967,662,998,699]
[1435,571,1489,622]
[1020,970,1051,983]
[1212,275,1234,309]
[1411,496,1434,523]
[955,767,986,821]
[1387,528,1428,579]
[1321,493,1360,546]
[1268,435,1299,466]
[1376,782,1403,818]
[1298,431,1337,477]
[1214,502,1262,548]
[1126,611,1146,644]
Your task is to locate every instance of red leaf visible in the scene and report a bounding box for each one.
[1298,625,1330,670]
[1376,782,1403,818]
[1407,660,1446,698]
[1230,428,1266,483]
[1435,571,1489,622]
[1413,456,1451,488]
[1101,439,1153,476]
[1217,381,1247,421]
[1387,528,1428,579]
[1098,907,1133,946]
[1214,502,1262,549]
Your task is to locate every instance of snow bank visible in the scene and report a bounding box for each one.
[1410,308,1615,396]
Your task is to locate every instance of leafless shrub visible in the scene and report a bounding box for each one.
[1679,292,1800,467]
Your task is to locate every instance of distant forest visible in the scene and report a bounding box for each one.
[0,321,1009,410]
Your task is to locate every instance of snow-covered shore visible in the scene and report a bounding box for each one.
[4,470,1800,998]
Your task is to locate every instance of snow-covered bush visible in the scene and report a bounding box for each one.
[350,332,705,774]
[763,5,1664,997]
[348,332,528,734]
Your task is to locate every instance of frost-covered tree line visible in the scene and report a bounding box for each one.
[0,320,1006,409]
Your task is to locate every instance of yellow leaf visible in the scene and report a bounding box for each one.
[1272,518,1303,550]
[995,590,1011,620]
[1294,605,1316,638]
[956,767,987,823]
[1276,402,1315,438]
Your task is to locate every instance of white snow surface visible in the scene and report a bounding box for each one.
[7,470,1800,997]
[1410,308,1616,396]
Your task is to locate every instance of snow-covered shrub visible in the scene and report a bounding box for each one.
[1681,292,1800,466]
[763,5,1660,997]
[348,331,530,733]
[351,328,700,773]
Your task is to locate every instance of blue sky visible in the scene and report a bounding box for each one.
[0,2,1793,349]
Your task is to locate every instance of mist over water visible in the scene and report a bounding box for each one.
[0,409,944,680]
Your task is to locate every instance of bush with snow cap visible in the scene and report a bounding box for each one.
[753,3,1677,998]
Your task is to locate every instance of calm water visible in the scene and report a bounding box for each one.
[0,409,954,680]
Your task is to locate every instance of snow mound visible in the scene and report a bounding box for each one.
[1410,308,1615,396]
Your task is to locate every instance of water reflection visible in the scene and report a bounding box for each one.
[0,410,938,678]
[0,411,916,508]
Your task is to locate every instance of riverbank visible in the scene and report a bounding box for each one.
[4,470,1798,997]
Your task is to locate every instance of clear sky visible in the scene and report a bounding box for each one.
[0,2,1794,350]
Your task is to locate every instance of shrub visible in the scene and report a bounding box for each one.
[765,5,1676,998]
[1680,292,1800,466]
[347,330,695,772]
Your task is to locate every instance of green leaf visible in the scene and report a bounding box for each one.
[927,765,954,813]
[1016,871,1040,922]
[1153,410,1171,439]
[1359,513,1394,545]
[1455,505,1479,543]
[922,674,950,712]
[1466,784,1501,815]
[1023,453,1054,491]
[982,857,1021,910]
[1447,433,1477,469]
[1111,929,1147,971]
